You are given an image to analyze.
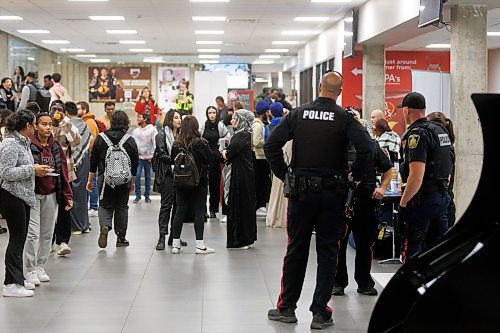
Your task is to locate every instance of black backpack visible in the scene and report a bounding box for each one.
[172,147,200,189]
[28,84,51,112]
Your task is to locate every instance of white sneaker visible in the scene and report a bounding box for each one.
[256,207,267,217]
[88,209,99,217]
[24,281,35,290]
[3,284,34,297]
[37,267,50,282]
[26,271,40,286]
[220,216,227,223]
[195,241,215,254]
[171,239,181,254]
[57,242,71,256]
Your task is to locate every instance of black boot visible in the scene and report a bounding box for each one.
[156,233,166,251]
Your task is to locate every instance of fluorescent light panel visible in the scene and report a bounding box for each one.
[42,40,70,44]
[488,32,500,36]
[197,48,221,52]
[253,60,274,64]
[199,60,219,64]
[89,16,124,20]
[17,30,50,34]
[265,48,288,53]
[129,48,154,52]
[259,54,280,59]
[195,30,224,35]
[192,16,226,21]
[27,57,35,61]
[60,48,85,52]
[90,58,111,63]
[272,41,300,45]
[282,30,320,35]
[426,43,451,48]
[294,17,329,22]
[198,54,220,59]
[196,41,223,45]
[119,40,146,44]
[0,16,23,20]
[143,57,164,63]
[76,54,96,57]
[106,30,137,34]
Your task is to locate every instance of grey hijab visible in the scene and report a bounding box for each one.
[233,109,255,134]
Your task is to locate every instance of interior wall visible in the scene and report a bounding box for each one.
[488,48,500,93]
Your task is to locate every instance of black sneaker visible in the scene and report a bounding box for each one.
[267,308,298,324]
[98,226,109,249]
[116,237,130,247]
[331,286,345,296]
[155,234,166,251]
[145,197,152,203]
[357,287,378,296]
[310,313,334,330]
[133,197,141,204]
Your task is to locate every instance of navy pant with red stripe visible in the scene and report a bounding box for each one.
[276,189,346,318]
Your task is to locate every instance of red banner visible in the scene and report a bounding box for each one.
[342,51,450,136]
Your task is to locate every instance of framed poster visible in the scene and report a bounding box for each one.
[158,67,190,111]
[228,89,255,112]
[88,67,151,103]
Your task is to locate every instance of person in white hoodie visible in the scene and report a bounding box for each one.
[132,113,158,203]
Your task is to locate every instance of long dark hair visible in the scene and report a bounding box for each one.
[15,66,25,78]
[205,105,219,123]
[0,109,14,141]
[163,109,181,130]
[176,116,200,148]
[428,112,455,144]
[374,118,392,137]
[4,109,35,134]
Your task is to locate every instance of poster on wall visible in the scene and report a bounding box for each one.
[88,67,151,103]
[228,89,254,112]
[158,67,190,111]
[342,51,450,136]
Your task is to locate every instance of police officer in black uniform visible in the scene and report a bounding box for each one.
[333,140,393,297]
[264,72,374,330]
[398,92,452,262]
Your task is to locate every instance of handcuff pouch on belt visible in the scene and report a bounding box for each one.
[284,170,344,200]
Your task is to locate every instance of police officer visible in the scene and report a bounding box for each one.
[399,92,452,262]
[264,72,374,330]
[333,139,393,297]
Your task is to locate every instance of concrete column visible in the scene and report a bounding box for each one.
[451,5,487,220]
[362,44,385,120]
[282,71,293,95]
[0,31,9,78]
[38,49,56,78]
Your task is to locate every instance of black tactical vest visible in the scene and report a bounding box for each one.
[291,98,351,177]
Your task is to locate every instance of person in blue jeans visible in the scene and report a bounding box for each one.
[132,113,158,203]
[88,171,99,216]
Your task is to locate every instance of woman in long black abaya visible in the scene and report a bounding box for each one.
[222,109,257,249]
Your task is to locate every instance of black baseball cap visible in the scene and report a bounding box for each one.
[26,71,38,79]
[397,92,426,109]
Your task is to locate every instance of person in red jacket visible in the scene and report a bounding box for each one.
[135,87,159,126]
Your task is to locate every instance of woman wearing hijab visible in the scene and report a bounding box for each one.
[221,109,257,249]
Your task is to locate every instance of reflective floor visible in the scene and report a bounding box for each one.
[0,196,399,333]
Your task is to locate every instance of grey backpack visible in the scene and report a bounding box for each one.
[100,133,132,199]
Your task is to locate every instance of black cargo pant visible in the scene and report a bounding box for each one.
[158,173,176,235]
[276,189,346,318]
[335,185,378,289]
[98,181,130,237]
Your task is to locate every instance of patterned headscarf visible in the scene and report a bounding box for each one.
[233,109,255,134]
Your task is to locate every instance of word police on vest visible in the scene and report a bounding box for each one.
[303,110,335,121]
[438,133,451,146]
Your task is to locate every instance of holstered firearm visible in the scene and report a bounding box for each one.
[284,168,298,199]
[344,181,357,222]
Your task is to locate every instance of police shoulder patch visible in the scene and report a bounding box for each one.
[408,134,420,149]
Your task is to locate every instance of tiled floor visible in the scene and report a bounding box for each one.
[0,196,399,333]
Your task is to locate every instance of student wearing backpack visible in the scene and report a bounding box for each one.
[87,111,138,248]
[17,72,51,113]
[170,116,214,254]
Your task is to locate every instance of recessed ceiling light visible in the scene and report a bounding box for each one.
[60,48,85,52]
[199,60,219,64]
[191,0,229,2]
[0,16,23,20]
[143,57,164,63]
[195,30,224,35]
[488,32,500,36]
[265,48,289,53]
[129,48,154,52]
[196,41,223,45]
[42,40,70,44]
[260,54,281,59]
[106,30,137,34]
[197,48,221,52]
[272,41,300,45]
[76,54,97,57]
[27,57,35,61]
[311,0,352,3]
[17,30,50,34]
[253,60,274,65]
[192,16,227,21]
[426,43,451,48]
[282,30,320,35]
[119,40,146,44]
[198,54,220,59]
[294,17,329,22]
[89,16,125,20]
[90,58,111,63]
